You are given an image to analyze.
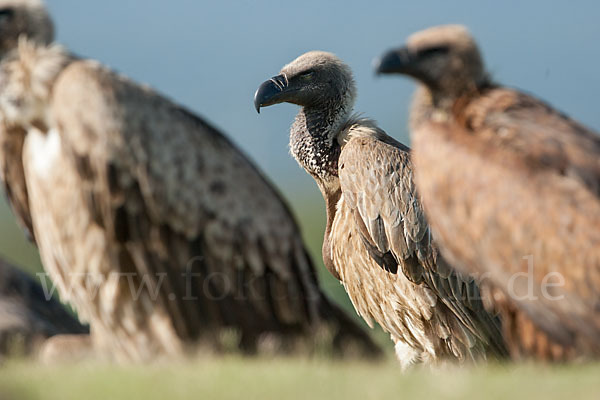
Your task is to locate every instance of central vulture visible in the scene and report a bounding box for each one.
[254,51,507,368]
[375,24,600,360]
[0,0,379,362]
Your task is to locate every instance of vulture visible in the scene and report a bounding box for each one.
[0,256,88,359]
[254,51,507,368]
[375,24,600,360]
[0,0,380,362]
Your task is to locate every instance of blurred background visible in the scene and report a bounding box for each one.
[1,0,599,336]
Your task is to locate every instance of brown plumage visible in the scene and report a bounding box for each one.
[255,51,507,368]
[0,257,88,358]
[376,24,600,360]
[0,1,379,362]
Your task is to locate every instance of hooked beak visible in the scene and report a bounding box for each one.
[373,46,414,75]
[254,74,289,113]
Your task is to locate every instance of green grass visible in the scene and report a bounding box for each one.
[2,186,598,400]
[0,357,599,400]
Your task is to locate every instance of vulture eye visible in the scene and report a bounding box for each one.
[299,70,315,80]
[0,8,15,22]
[418,46,450,58]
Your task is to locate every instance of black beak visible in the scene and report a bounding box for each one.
[373,47,413,75]
[254,74,288,114]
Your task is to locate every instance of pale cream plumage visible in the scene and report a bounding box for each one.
[255,52,507,368]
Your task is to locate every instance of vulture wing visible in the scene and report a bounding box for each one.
[47,59,321,347]
[337,118,506,356]
[413,88,600,352]
[0,124,35,241]
[467,89,600,195]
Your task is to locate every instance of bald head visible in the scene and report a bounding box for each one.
[254,51,356,112]
[0,0,53,58]
[375,25,487,99]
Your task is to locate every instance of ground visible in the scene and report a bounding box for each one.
[0,357,599,400]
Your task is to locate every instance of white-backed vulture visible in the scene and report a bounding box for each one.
[0,0,380,362]
[254,51,507,368]
[375,24,600,360]
[0,257,88,358]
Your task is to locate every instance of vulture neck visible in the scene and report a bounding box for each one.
[409,80,492,131]
[289,97,352,281]
[289,97,352,185]
[409,85,440,130]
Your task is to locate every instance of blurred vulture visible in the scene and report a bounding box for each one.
[0,257,88,359]
[254,51,507,368]
[375,24,600,360]
[0,0,379,362]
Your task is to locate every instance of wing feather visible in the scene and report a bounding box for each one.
[48,60,318,343]
[424,87,600,352]
[0,124,35,241]
[338,120,506,355]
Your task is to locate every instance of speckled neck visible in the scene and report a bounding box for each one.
[289,96,352,184]
[287,88,354,281]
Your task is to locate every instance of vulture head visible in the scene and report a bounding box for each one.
[374,25,487,102]
[0,0,56,128]
[0,0,53,58]
[254,51,356,113]
[0,41,68,129]
[254,51,356,181]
